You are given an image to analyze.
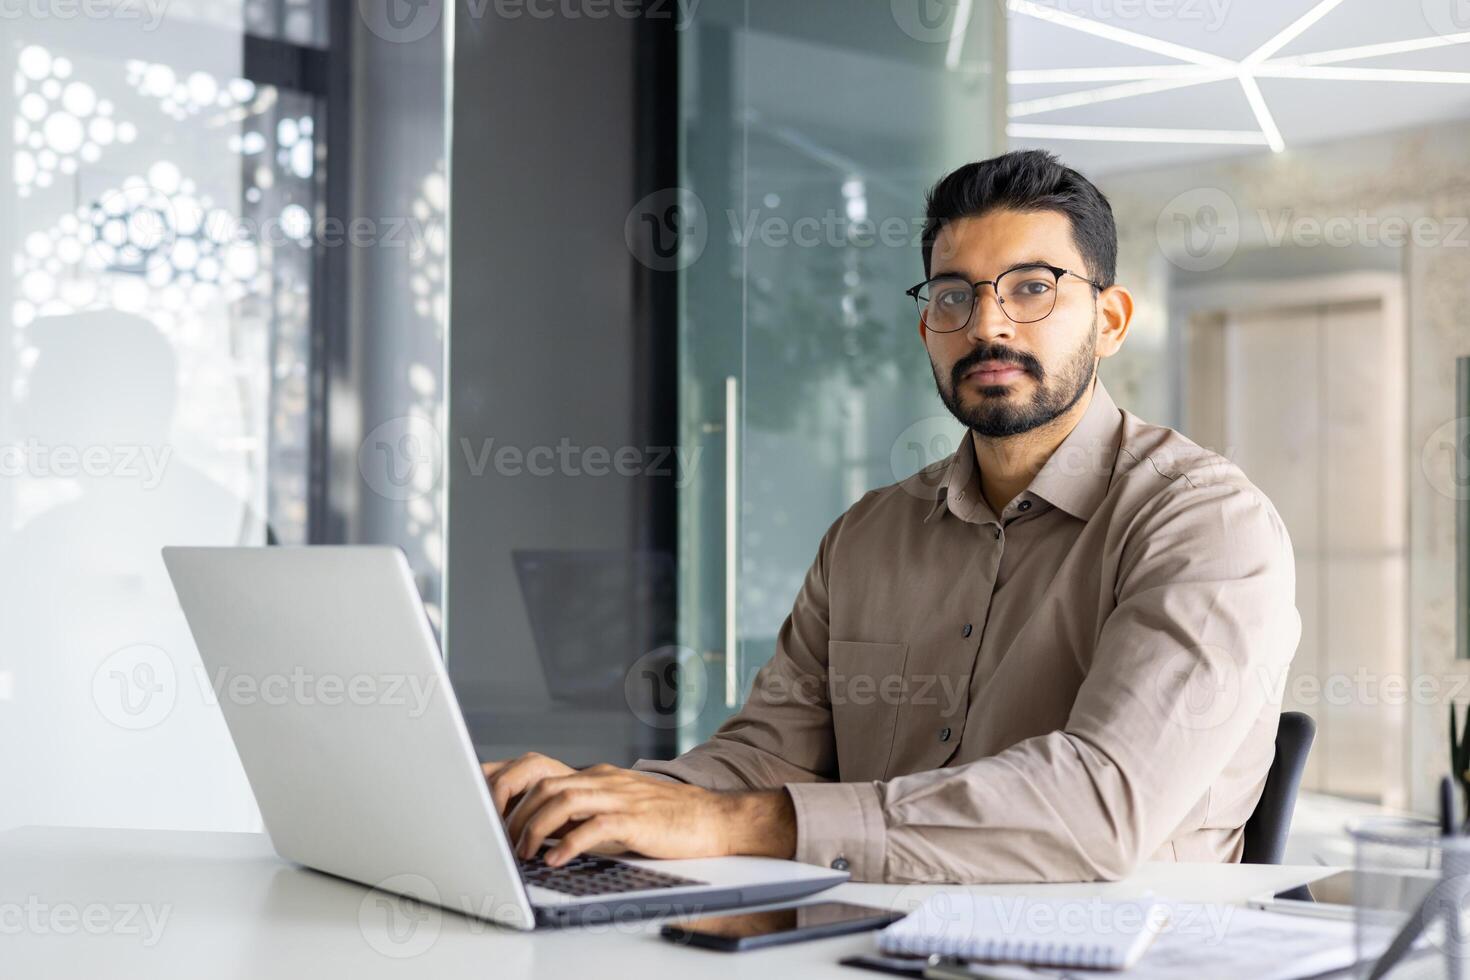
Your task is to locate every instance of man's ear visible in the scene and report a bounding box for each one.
[1095,284,1134,359]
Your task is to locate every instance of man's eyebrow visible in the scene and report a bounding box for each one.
[930,258,1059,281]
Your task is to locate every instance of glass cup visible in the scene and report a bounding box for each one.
[1349,816,1470,979]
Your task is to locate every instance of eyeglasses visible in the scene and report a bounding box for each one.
[905,263,1104,332]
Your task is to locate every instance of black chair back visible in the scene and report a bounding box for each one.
[1241,711,1316,865]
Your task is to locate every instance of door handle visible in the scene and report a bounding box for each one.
[724,375,739,708]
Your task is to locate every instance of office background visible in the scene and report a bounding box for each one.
[2,0,1468,850]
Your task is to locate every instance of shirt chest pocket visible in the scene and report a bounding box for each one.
[827,640,908,783]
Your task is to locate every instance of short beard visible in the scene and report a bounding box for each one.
[933,318,1098,439]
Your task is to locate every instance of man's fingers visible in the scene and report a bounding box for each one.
[514,788,619,860]
[487,760,537,815]
[505,773,573,840]
[481,761,516,807]
[545,816,629,866]
[486,754,566,815]
[506,773,617,843]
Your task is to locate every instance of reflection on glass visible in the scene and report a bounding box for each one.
[2,18,318,829]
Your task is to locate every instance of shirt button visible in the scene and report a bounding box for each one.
[831,856,850,872]
[1018,499,1032,512]
[939,727,952,742]
[962,623,972,638]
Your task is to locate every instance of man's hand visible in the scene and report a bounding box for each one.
[482,752,579,817]
[484,755,796,867]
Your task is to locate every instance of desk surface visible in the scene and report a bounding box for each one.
[2,826,1334,979]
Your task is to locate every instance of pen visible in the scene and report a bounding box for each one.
[922,955,1066,980]
[1443,776,1458,837]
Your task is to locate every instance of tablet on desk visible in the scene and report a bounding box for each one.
[1248,868,1439,919]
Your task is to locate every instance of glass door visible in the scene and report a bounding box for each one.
[676,0,1004,747]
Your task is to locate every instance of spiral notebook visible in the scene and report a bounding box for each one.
[876,895,1170,970]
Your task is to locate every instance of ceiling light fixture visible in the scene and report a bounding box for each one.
[1006,0,1233,67]
[1241,0,1348,66]
[1008,66,1226,84]
[1235,73,1285,152]
[1253,65,1470,84]
[1009,72,1236,117]
[1006,123,1270,145]
[1005,0,1469,154]
[945,0,975,71]
[1268,30,1470,67]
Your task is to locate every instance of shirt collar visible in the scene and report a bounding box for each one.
[922,423,981,524]
[922,379,1123,525]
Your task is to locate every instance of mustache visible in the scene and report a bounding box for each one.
[950,345,1044,388]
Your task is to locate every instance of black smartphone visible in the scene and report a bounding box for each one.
[660,901,904,952]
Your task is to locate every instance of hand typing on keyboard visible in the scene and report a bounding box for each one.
[481,753,796,868]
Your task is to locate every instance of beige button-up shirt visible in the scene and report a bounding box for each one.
[634,380,1300,883]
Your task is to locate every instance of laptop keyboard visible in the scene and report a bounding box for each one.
[518,849,706,897]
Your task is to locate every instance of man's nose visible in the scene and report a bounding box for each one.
[965,284,1016,345]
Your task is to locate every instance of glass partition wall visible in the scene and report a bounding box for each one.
[0,7,321,830]
[1,2,450,831]
[675,1,1004,748]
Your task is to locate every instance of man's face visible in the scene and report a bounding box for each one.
[920,209,1104,439]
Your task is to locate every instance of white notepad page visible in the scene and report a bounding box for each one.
[877,895,1170,970]
[1120,905,1359,980]
[879,897,1363,978]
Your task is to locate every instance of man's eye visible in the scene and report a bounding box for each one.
[936,289,970,307]
[1013,278,1052,296]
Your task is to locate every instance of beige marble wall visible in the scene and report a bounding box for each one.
[1088,120,1470,814]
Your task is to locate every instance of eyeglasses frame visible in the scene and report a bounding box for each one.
[904,263,1106,331]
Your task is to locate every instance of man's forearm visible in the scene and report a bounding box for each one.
[719,789,797,859]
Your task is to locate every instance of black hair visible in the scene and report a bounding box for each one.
[921,148,1117,289]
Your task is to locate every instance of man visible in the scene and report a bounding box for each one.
[483,149,1300,883]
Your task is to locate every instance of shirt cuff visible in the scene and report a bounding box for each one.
[784,781,886,881]
[629,760,687,783]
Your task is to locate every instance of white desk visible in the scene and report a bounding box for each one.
[2,826,1334,978]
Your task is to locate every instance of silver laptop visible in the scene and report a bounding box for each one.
[162,545,846,929]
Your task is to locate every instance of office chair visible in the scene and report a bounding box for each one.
[1241,711,1317,865]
